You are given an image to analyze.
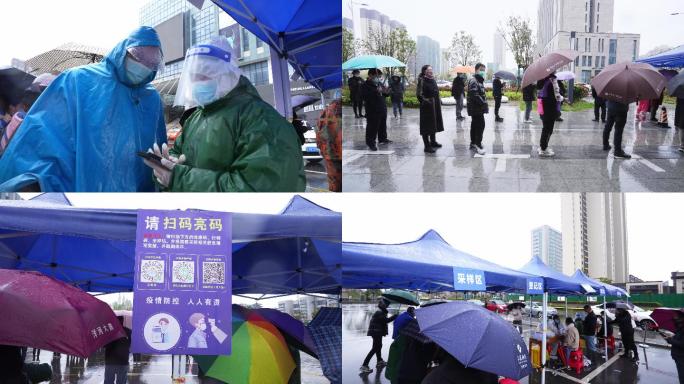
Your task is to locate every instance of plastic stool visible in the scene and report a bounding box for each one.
[568,349,583,374]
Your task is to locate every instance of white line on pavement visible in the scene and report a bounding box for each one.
[581,352,623,382]
[473,153,531,159]
[632,155,666,172]
[495,158,507,172]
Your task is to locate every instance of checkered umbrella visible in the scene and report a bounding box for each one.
[307,307,341,384]
[398,319,433,344]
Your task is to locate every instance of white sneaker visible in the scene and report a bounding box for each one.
[538,148,555,157]
[359,365,373,373]
[475,146,486,155]
[524,119,532,123]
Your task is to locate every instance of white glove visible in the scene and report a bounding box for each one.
[142,143,186,188]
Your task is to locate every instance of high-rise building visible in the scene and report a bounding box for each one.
[561,193,629,283]
[535,0,640,83]
[493,32,506,71]
[351,8,406,50]
[531,225,563,272]
[415,36,441,78]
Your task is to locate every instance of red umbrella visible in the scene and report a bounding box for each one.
[591,62,667,103]
[650,307,683,333]
[0,269,126,357]
[522,50,579,87]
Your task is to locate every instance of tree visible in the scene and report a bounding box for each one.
[342,27,357,63]
[448,31,482,67]
[498,16,536,71]
[597,277,613,284]
[361,26,416,76]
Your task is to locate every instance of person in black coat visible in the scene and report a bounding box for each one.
[556,80,566,122]
[361,298,398,373]
[614,309,638,362]
[665,310,684,384]
[421,351,498,384]
[389,75,405,119]
[467,63,488,155]
[582,305,599,354]
[361,68,391,151]
[492,76,504,122]
[417,65,444,153]
[0,345,29,384]
[650,91,665,122]
[592,86,606,123]
[348,70,365,118]
[522,83,536,123]
[451,74,466,120]
[537,74,561,157]
[604,100,632,159]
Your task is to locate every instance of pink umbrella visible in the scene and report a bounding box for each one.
[522,50,579,87]
[650,307,683,333]
[0,269,126,358]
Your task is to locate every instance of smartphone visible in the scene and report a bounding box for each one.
[136,151,163,166]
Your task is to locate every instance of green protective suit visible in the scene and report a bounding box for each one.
[168,76,306,192]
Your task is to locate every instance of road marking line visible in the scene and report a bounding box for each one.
[631,154,666,172]
[474,153,531,159]
[547,369,586,383]
[582,352,623,382]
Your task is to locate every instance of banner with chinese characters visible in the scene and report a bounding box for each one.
[131,210,232,356]
[526,278,545,295]
[452,267,486,291]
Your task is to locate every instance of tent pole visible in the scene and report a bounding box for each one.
[565,299,568,319]
[542,291,548,370]
[270,36,292,119]
[529,295,533,327]
[603,295,608,360]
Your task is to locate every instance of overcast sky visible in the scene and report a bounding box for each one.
[19,192,682,285]
[0,0,237,67]
[344,0,684,68]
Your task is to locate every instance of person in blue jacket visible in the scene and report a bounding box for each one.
[0,26,167,192]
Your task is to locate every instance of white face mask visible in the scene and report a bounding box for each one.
[192,79,219,106]
[125,57,153,85]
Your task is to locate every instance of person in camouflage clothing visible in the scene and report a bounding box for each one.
[316,99,342,192]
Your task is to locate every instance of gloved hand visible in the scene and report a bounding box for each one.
[142,143,186,188]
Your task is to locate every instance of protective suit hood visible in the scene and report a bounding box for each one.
[107,26,162,87]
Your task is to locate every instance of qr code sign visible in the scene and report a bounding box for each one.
[202,262,225,284]
[172,260,195,283]
[140,260,165,283]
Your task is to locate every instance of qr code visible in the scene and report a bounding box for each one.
[202,262,225,284]
[172,260,195,283]
[140,260,165,283]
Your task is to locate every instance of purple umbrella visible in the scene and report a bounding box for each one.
[254,308,318,358]
[522,50,578,87]
[591,62,667,103]
[416,301,531,380]
[0,269,126,358]
[659,69,679,81]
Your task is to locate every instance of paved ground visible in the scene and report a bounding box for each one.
[304,159,330,192]
[342,104,684,192]
[343,304,680,384]
[27,348,325,383]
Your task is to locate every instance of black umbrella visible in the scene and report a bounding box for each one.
[668,71,684,98]
[382,289,420,306]
[0,67,36,105]
[494,70,517,81]
[420,299,447,307]
[507,302,526,310]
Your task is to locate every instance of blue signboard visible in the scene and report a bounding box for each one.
[526,278,544,294]
[452,267,486,291]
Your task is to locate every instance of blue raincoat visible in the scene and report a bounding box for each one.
[0,26,167,192]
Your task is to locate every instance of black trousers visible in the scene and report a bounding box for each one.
[352,96,364,116]
[422,134,437,148]
[540,116,556,150]
[470,114,485,147]
[674,357,684,384]
[363,335,383,366]
[650,103,660,121]
[494,97,502,118]
[621,333,638,359]
[594,102,606,121]
[365,112,387,147]
[604,108,627,151]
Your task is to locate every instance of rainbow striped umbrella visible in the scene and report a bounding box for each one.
[194,305,295,384]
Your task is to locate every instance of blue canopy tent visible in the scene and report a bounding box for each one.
[0,194,341,296]
[518,256,600,370]
[571,269,628,298]
[210,0,341,118]
[343,230,538,293]
[637,45,684,68]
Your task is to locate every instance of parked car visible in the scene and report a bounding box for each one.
[485,299,507,313]
[467,299,485,307]
[591,303,658,330]
[524,302,558,318]
[298,119,323,163]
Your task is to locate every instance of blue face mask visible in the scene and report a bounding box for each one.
[125,57,153,85]
[192,80,218,106]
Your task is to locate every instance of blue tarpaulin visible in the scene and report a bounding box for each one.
[343,230,537,293]
[0,194,341,294]
[307,307,341,384]
[571,269,629,297]
[637,45,684,68]
[211,0,341,92]
[518,256,599,294]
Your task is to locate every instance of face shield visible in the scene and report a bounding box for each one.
[174,36,242,109]
[127,45,165,71]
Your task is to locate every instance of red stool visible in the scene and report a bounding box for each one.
[568,349,583,374]
[499,379,519,384]
[557,345,567,366]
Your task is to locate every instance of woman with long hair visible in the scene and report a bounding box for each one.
[416,65,444,153]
